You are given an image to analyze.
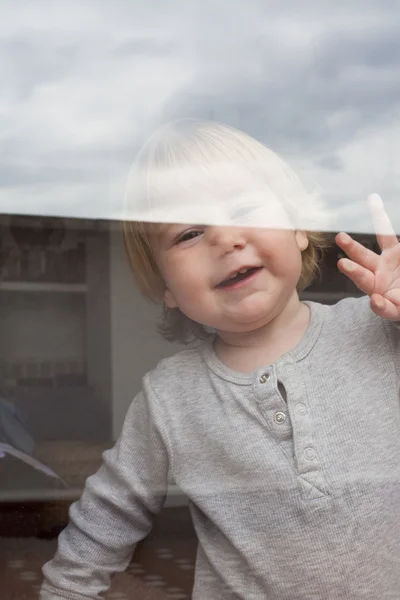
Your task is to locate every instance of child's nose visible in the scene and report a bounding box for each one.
[207,226,247,253]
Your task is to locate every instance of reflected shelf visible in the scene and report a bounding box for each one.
[0,281,87,293]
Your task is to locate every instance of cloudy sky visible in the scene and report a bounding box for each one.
[1,0,400,233]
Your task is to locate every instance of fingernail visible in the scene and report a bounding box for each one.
[368,193,382,206]
[339,232,351,243]
[342,259,355,271]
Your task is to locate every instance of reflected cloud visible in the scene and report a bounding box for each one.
[0,1,400,233]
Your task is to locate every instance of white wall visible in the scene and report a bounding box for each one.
[86,230,112,421]
[109,226,183,438]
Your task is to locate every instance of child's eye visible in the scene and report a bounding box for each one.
[176,229,203,244]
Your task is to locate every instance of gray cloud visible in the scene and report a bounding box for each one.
[0,0,400,232]
[2,37,78,95]
[113,38,178,58]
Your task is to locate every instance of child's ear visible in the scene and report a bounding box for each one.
[163,287,178,309]
[295,230,309,251]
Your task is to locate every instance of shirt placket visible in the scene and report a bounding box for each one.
[279,362,331,500]
[254,366,295,463]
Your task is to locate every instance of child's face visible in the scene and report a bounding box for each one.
[154,221,309,335]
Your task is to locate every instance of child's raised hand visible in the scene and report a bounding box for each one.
[336,194,400,321]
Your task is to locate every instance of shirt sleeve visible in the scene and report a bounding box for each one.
[39,388,170,600]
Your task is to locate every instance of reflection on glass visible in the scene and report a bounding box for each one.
[7,118,393,599]
[2,2,400,596]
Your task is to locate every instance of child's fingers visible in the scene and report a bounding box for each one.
[368,194,399,251]
[337,258,375,295]
[335,232,379,272]
[370,293,400,321]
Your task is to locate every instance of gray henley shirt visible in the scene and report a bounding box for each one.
[40,296,400,599]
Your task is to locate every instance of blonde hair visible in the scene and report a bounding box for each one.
[123,119,329,343]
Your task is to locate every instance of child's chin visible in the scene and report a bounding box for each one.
[228,312,274,331]
[236,298,275,320]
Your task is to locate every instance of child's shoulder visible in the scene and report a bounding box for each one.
[315,294,387,338]
[143,344,206,397]
[323,294,370,322]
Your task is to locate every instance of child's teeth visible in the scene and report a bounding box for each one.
[227,268,251,281]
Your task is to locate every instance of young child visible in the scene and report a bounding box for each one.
[40,120,400,599]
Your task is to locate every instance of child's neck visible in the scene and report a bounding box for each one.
[214,293,310,373]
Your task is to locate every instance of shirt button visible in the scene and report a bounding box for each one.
[274,411,287,424]
[304,447,316,460]
[259,373,270,384]
[296,403,307,415]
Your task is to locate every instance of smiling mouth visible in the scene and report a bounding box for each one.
[218,267,262,287]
